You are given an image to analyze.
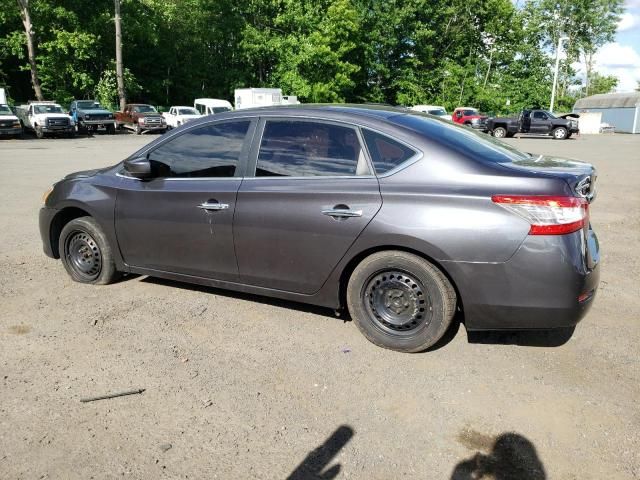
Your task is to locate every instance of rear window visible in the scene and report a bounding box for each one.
[393,114,529,163]
[362,129,417,175]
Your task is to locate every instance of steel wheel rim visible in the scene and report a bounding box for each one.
[363,270,431,335]
[65,230,102,281]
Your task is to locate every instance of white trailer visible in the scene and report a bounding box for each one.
[0,88,6,104]
[235,88,285,110]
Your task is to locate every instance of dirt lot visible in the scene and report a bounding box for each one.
[1,131,639,479]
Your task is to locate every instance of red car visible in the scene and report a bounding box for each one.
[452,107,488,131]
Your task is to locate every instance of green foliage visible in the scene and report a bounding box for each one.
[95,66,141,110]
[0,0,626,112]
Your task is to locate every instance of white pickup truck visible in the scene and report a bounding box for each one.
[0,104,22,138]
[162,106,202,129]
[15,101,75,138]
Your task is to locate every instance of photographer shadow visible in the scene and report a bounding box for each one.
[451,432,546,480]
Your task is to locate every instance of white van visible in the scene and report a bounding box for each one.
[411,105,452,121]
[193,98,233,116]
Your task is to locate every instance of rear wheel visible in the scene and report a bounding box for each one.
[552,127,568,140]
[347,251,456,352]
[492,127,507,138]
[59,217,120,285]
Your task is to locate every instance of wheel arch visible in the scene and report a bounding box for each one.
[48,206,93,258]
[337,245,463,318]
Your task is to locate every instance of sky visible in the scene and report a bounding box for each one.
[574,0,640,92]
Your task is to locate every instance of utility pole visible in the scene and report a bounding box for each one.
[550,36,569,113]
[114,0,126,111]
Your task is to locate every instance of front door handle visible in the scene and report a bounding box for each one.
[198,202,229,211]
[322,208,363,218]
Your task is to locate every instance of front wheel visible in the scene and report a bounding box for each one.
[35,125,44,139]
[59,217,120,285]
[492,127,507,138]
[106,124,116,135]
[135,123,142,135]
[552,127,568,140]
[347,251,456,352]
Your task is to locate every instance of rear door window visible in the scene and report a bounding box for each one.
[362,129,417,175]
[256,120,370,177]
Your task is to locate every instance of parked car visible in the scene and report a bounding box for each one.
[162,106,202,129]
[452,107,488,131]
[487,109,580,140]
[39,105,599,353]
[411,105,452,121]
[114,104,166,134]
[0,103,23,138]
[69,100,116,134]
[15,101,75,138]
[194,98,233,116]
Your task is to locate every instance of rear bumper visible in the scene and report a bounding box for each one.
[39,207,58,258]
[444,227,600,330]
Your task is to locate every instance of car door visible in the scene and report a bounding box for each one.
[530,111,552,134]
[233,118,382,294]
[115,118,256,281]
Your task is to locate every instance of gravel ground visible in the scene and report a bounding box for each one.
[0,131,638,479]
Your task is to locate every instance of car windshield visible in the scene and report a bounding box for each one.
[178,108,199,115]
[428,109,447,116]
[34,104,64,114]
[77,101,103,110]
[133,105,157,113]
[395,113,530,163]
[211,107,231,114]
[0,105,12,115]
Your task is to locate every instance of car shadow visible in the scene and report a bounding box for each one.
[466,326,576,347]
[287,425,354,480]
[451,431,546,480]
[139,276,341,319]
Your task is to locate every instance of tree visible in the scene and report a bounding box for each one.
[583,71,618,95]
[15,0,43,100]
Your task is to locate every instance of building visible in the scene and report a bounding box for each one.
[573,92,640,134]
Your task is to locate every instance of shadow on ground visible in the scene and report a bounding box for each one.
[287,425,354,480]
[452,431,546,480]
[466,326,576,347]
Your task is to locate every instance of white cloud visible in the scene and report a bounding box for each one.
[618,12,640,31]
[573,42,640,92]
[625,0,640,8]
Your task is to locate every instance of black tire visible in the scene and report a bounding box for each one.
[106,124,116,135]
[135,123,142,135]
[492,127,507,138]
[552,127,568,140]
[35,125,44,139]
[59,216,121,285]
[346,251,456,353]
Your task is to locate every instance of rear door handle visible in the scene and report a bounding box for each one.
[322,208,363,218]
[198,202,229,211]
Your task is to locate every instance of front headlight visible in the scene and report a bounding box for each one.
[108,113,113,119]
[13,121,21,127]
[139,118,145,124]
[42,186,53,205]
[85,114,91,120]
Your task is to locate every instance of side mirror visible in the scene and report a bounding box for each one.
[124,155,152,179]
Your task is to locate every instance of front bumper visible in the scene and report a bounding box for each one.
[39,207,58,258]
[42,126,74,133]
[139,124,166,132]
[444,227,600,330]
[0,127,22,136]
[81,119,116,127]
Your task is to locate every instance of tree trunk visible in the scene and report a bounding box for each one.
[114,0,126,111]
[16,0,43,100]
[584,51,593,97]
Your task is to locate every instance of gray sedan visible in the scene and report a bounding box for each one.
[39,105,599,352]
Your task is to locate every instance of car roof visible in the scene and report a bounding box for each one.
[222,103,411,120]
[194,98,232,106]
[172,106,198,109]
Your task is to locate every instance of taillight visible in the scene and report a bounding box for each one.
[491,195,588,235]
